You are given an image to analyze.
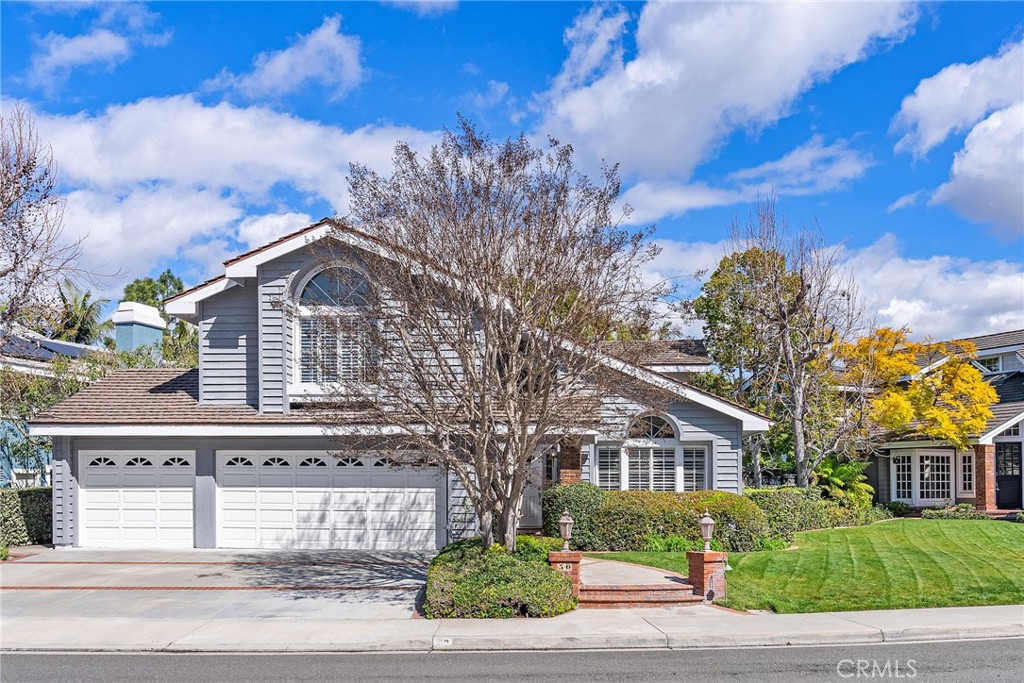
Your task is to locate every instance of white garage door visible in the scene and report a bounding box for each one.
[79,452,195,548]
[217,452,442,550]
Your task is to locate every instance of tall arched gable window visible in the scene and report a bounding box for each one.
[297,266,375,384]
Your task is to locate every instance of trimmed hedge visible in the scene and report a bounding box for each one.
[1,487,51,547]
[589,489,772,552]
[423,536,576,619]
[745,487,892,542]
[542,482,605,551]
[921,503,988,520]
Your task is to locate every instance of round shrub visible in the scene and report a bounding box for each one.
[542,482,605,550]
[589,490,772,552]
[881,501,912,517]
[424,538,576,619]
[921,504,988,520]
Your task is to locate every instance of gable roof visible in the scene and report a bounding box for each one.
[158,218,769,433]
[960,329,1024,352]
[598,339,710,366]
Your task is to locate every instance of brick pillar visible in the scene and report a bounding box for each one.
[686,551,728,603]
[974,444,996,511]
[548,551,582,597]
[558,437,582,485]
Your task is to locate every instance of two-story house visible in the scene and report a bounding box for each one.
[31,220,769,550]
[865,329,1024,515]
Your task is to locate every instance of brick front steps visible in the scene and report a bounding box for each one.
[579,583,704,609]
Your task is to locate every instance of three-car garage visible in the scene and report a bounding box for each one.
[76,451,445,550]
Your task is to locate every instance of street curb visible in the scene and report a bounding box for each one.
[2,629,1020,654]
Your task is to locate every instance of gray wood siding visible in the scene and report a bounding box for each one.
[258,251,311,413]
[199,285,259,407]
[591,394,745,494]
[448,472,477,541]
[50,436,74,546]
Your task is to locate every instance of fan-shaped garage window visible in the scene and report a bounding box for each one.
[225,456,254,467]
[262,457,290,467]
[88,457,115,467]
[125,457,153,467]
[162,457,190,467]
[298,267,376,384]
[628,415,676,440]
[337,457,365,467]
[299,457,327,467]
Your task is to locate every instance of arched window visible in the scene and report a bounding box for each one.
[297,267,375,384]
[628,416,676,440]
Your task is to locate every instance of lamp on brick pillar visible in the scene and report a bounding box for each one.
[700,510,715,552]
[559,509,574,551]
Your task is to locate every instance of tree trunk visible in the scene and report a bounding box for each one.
[478,507,495,549]
[749,437,763,489]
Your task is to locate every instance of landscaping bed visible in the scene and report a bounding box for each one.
[595,519,1024,613]
[423,535,576,618]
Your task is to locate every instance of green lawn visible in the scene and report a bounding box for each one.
[594,519,1024,613]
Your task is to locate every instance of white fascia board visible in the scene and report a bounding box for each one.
[907,356,950,380]
[979,408,1024,444]
[646,364,712,373]
[165,278,238,319]
[975,344,1023,356]
[882,439,964,450]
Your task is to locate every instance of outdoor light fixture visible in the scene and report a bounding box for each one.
[700,510,715,552]
[559,509,574,551]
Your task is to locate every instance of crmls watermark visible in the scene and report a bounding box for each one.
[836,660,917,679]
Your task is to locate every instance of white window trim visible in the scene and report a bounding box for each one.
[593,441,709,493]
[889,449,956,506]
[975,356,1001,374]
[956,451,975,497]
[290,265,374,399]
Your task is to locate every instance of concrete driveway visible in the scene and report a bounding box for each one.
[0,547,431,621]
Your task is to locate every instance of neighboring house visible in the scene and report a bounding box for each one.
[1,329,102,487]
[31,220,769,550]
[865,329,1024,513]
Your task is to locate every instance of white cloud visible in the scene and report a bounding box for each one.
[892,40,1023,157]
[206,15,363,101]
[930,102,1024,239]
[891,41,1024,237]
[537,2,917,179]
[62,186,242,292]
[29,28,131,89]
[24,96,438,287]
[467,80,510,110]
[26,2,170,92]
[727,135,874,196]
[620,136,872,223]
[843,234,1024,339]
[382,1,458,17]
[887,190,923,213]
[237,212,315,249]
[648,232,1024,341]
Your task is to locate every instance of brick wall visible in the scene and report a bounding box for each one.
[558,437,582,485]
[974,444,996,511]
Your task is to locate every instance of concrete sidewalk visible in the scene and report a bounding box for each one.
[2,604,1021,653]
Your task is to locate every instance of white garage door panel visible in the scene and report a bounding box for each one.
[217,454,441,550]
[80,453,195,549]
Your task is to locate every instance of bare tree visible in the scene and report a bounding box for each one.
[303,121,668,550]
[1,104,83,343]
[703,199,870,487]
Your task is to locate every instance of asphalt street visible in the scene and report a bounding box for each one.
[2,638,1021,683]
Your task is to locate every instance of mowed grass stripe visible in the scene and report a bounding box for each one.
[594,519,1024,613]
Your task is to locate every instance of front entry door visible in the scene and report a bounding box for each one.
[995,443,1023,510]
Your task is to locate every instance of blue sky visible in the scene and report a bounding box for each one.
[2,1,1022,338]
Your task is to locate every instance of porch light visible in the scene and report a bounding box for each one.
[700,510,715,552]
[559,509,574,551]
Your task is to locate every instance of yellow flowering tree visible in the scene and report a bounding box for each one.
[841,328,997,450]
